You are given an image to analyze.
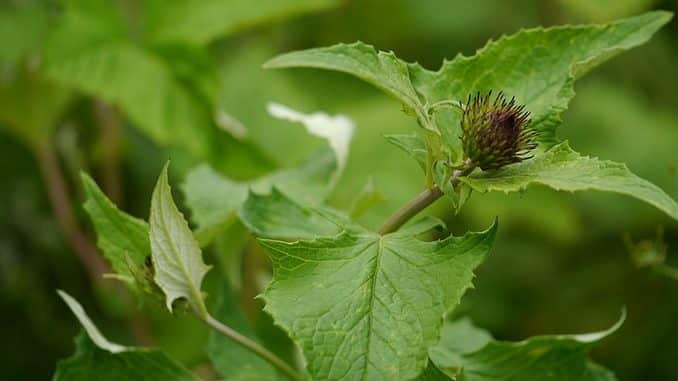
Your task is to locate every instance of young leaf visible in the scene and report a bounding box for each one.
[183,148,337,245]
[383,134,427,170]
[240,187,347,240]
[459,141,678,221]
[257,206,497,380]
[182,164,249,245]
[81,173,150,289]
[265,12,672,156]
[57,290,128,354]
[150,163,211,317]
[349,177,385,219]
[428,315,624,381]
[54,334,199,381]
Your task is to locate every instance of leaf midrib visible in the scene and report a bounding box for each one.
[155,183,204,314]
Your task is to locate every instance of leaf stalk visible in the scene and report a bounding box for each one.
[200,313,302,381]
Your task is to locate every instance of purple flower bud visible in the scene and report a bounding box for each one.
[461,91,537,170]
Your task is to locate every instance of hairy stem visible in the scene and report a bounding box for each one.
[378,165,474,235]
[201,313,302,381]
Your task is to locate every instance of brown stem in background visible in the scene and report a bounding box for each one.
[35,141,153,346]
[95,101,124,206]
[35,143,110,280]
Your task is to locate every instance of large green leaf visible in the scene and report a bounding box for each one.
[44,0,215,155]
[45,40,214,155]
[254,191,497,380]
[144,0,340,46]
[81,173,151,290]
[54,335,199,381]
[183,148,337,244]
[427,316,623,381]
[265,40,428,127]
[459,141,678,221]
[150,164,211,317]
[0,3,47,64]
[265,12,671,155]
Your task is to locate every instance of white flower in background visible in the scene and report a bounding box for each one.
[267,102,355,175]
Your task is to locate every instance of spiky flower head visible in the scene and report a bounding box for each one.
[460,91,537,170]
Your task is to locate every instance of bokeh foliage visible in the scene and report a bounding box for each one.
[1,0,677,380]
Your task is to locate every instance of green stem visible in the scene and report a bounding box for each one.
[378,186,444,235]
[200,313,302,381]
[378,164,474,235]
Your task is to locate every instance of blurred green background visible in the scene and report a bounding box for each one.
[1,0,677,380]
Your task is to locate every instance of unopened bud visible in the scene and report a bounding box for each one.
[461,91,537,170]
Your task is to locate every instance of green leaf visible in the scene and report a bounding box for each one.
[206,277,279,381]
[264,41,428,126]
[414,361,456,381]
[265,12,671,156]
[428,315,624,381]
[44,1,215,155]
[349,177,385,220]
[415,11,672,150]
[144,0,340,46]
[0,3,48,64]
[257,215,497,380]
[55,289,199,380]
[54,334,199,381]
[459,141,678,221]
[183,148,337,245]
[150,163,211,317]
[182,164,249,245]
[81,173,150,289]
[0,63,72,148]
[240,188,345,240]
[383,134,427,170]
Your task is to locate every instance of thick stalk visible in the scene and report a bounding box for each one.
[378,187,444,235]
[201,313,302,381]
[378,165,473,235]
